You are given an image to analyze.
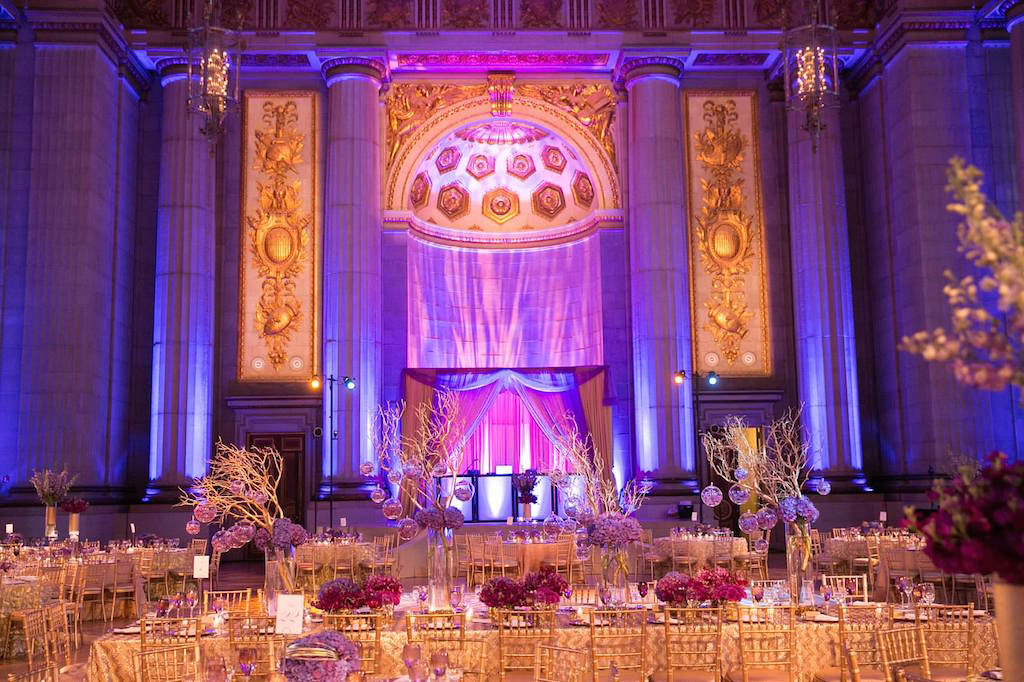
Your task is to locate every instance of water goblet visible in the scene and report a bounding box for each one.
[637,581,649,600]
[237,648,256,679]
[449,585,464,610]
[430,650,449,682]
[921,583,935,605]
[911,583,924,605]
[752,586,764,604]
[402,643,422,677]
[416,585,429,612]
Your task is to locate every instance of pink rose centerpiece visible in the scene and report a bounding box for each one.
[655,568,748,606]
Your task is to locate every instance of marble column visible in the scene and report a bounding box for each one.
[321,58,383,491]
[786,101,863,474]
[148,62,216,487]
[1008,4,1024,203]
[621,58,696,484]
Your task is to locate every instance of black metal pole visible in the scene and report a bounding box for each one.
[328,374,336,530]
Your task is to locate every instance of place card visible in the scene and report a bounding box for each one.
[275,594,304,635]
[339,517,347,527]
[193,555,210,579]
[130,522,136,534]
[4,524,12,534]
[506,517,514,525]
[690,512,698,521]
[879,511,887,522]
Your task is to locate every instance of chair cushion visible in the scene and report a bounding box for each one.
[812,665,886,682]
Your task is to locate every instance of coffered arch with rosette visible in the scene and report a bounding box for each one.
[383,83,621,247]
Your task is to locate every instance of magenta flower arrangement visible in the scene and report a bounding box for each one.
[480,567,568,608]
[313,575,404,612]
[363,575,403,609]
[281,630,360,682]
[60,497,89,514]
[906,452,1024,584]
[656,568,748,605]
[480,576,528,609]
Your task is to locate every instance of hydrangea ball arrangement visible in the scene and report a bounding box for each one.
[281,630,360,682]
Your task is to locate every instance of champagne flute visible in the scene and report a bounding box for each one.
[430,650,449,681]
[402,644,422,678]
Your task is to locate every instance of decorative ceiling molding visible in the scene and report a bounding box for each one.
[691,52,770,68]
[393,52,611,71]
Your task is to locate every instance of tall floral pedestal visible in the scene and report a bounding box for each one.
[68,513,80,540]
[785,522,811,605]
[427,528,454,611]
[265,550,296,617]
[600,549,631,605]
[994,580,1024,681]
[520,503,532,521]
[44,506,57,539]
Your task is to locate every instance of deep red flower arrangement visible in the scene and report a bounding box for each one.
[656,568,748,605]
[313,575,403,612]
[480,567,568,608]
[905,452,1024,584]
[60,497,89,514]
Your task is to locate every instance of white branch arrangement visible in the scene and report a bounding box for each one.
[178,440,284,530]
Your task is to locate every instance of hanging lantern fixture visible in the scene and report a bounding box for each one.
[782,4,839,151]
[187,0,242,146]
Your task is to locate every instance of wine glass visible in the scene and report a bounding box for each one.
[402,644,422,678]
[898,577,911,606]
[752,586,764,604]
[563,585,573,601]
[921,583,936,605]
[637,581,649,600]
[599,587,612,606]
[430,650,449,681]
[416,585,429,612]
[449,585,464,611]
[237,648,256,679]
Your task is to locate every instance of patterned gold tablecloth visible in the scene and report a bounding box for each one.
[88,604,998,682]
[652,537,748,567]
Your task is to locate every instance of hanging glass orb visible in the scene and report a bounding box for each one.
[382,499,403,520]
[542,514,562,538]
[431,462,448,478]
[549,469,565,486]
[560,517,578,533]
[753,538,769,553]
[194,503,218,524]
[701,485,723,507]
[734,467,749,481]
[185,519,201,536]
[370,487,388,505]
[728,484,750,505]
[229,480,245,495]
[575,543,591,561]
[738,512,759,535]
[453,480,475,502]
[386,467,403,485]
[756,507,778,530]
[359,461,374,477]
[403,461,423,480]
[397,517,418,540]
[816,478,831,496]
[562,497,580,518]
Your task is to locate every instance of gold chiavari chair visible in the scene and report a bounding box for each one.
[134,642,200,682]
[20,608,50,672]
[535,644,588,682]
[712,537,738,572]
[106,557,136,622]
[209,549,223,588]
[823,575,870,603]
[727,605,797,682]
[454,533,472,584]
[406,610,467,648]
[227,614,281,680]
[812,529,843,574]
[6,664,58,682]
[64,562,87,648]
[852,537,880,591]
[661,605,723,682]
[323,612,385,676]
[878,627,930,682]
[167,549,198,595]
[485,535,519,578]
[588,608,647,682]
[146,550,172,598]
[813,603,892,682]
[81,560,110,625]
[567,585,598,607]
[494,608,556,682]
[139,617,200,652]
[467,534,489,588]
[204,588,253,615]
[364,534,396,576]
[842,647,863,682]
[295,544,319,594]
[457,636,489,681]
[331,543,360,582]
[634,530,657,582]
[189,539,207,555]
[914,604,974,679]
[882,548,918,602]
[43,603,71,672]
[552,535,574,585]
[736,533,770,581]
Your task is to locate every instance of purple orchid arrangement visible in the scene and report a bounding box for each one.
[281,630,360,682]
[583,512,644,551]
[513,468,540,505]
[30,467,77,506]
[906,451,1024,584]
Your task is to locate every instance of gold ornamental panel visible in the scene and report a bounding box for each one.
[684,91,771,377]
[238,91,320,382]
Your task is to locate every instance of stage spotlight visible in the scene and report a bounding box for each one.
[673,370,685,385]
[706,372,719,386]
[310,376,321,390]
[343,376,357,391]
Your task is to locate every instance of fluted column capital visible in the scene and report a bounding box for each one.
[617,54,686,89]
[320,56,388,87]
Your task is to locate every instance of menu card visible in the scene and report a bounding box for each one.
[275,594,305,635]
[193,555,210,579]
[4,524,12,534]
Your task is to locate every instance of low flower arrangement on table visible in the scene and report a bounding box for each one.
[281,629,360,682]
[655,568,748,607]
[313,575,403,615]
[479,566,569,621]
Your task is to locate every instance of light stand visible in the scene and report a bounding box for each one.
[674,369,719,522]
[311,373,354,532]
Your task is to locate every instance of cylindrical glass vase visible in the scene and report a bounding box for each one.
[427,527,454,611]
[44,506,57,539]
[785,522,811,605]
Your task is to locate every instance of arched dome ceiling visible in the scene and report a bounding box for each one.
[408,120,598,236]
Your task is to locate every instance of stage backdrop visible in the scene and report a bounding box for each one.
[684,91,771,377]
[238,91,320,382]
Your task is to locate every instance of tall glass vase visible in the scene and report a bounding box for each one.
[427,527,454,611]
[68,513,80,540]
[265,547,296,616]
[600,548,631,605]
[44,506,57,539]
[785,522,811,605]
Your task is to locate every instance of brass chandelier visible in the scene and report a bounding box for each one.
[187,0,242,145]
[782,2,839,151]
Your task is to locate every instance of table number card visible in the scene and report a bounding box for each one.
[506,517,514,525]
[690,512,698,522]
[5,524,12,534]
[129,523,136,534]
[339,517,347,527]
[193,555,210,580]
[879,511,887,522]
[275,594,304,635]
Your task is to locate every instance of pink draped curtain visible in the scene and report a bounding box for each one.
[462,390,565,473]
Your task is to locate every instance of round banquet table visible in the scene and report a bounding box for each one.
[86,595,1001,681]
[0,576,40,658]
[823,537,868,566]
[502,541,560,573]
[652,536,747,567]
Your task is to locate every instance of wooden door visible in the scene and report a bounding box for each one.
[246,433,305,527]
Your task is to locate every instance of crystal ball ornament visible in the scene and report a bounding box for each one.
[359,461,374,477]
[386,467,404,485]
[734,467,749,481]
[431,462,448,477]
[738,512,759,535]
[753,538,769,553]
[756,507,778,530]
[382,499,403,520]
[549,469,565,486]
[453,480,475,502]
[728,484,750,505]
[194,503,218,524]
[575,543,592,561]
[370,487,388,505]
[397,517,418,540]
[229,480,245,496]
[542,515,562,537]
[185,519,201,536]
[816,478,832,496]
[701,485,723,507]
[403,462,423,480]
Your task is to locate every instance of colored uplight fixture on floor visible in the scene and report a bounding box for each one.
[343,376,357,390]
